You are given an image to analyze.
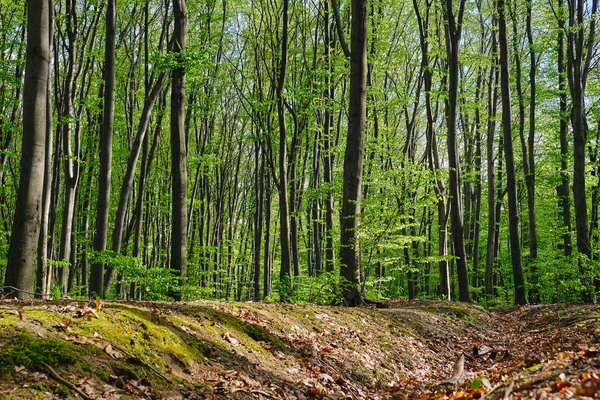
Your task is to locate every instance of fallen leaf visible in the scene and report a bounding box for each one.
[58,318,72,331]
[223,331,240,346]
[81,307,99,321]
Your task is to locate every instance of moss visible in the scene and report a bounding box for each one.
[95,368,111,382]
[199,307,291,353]
[72,305,208,370]
[51,382,73,398]
[0,333,76,376]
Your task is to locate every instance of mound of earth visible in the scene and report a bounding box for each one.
[0,299,598,399]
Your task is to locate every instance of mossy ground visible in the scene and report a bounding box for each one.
[0,299,595,399]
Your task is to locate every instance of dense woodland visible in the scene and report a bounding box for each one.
[0,0,598,305]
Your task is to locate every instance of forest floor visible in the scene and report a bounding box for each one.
[0,299,599,399]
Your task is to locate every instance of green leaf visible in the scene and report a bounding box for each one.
[471,377,492,390]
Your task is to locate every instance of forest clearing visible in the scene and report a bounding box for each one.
[1,299,600,399]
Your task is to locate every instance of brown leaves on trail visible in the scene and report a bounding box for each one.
[415,305,600,400]
[208,369,286,399]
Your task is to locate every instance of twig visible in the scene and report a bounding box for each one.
[1,286,49,300]
[41,362,94,400]
[502,380,515,399]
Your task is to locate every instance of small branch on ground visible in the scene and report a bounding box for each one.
[41,362,93,400]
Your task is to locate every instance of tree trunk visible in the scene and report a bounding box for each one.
[105,72,167,293]
[4,0,50,299]
[59,0,79,297]
[340,0,367,306]
[277,0,292,297]
[525,1,539,302]
[485,16,499,298]
[170,0,188,301]
[556,0,572,257]
[323,0,336,273]
[567,0,597,300]
[443,0,471,302]
[90,0,116,299]
[498,0,527,305]
[263,169,272,298]
[38,4,53,299]
[253,140,264,300]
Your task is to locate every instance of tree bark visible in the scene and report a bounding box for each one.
[567,0,597,264]
[485,15,499,298]
[525,0,539,302]
[4,0,50,299]
[323,0,336,273]
[340,0,367,306]
[90,0,116,299]
[170,0,188,301]
[277,0,293,297]
[498,0,527,305]
[58,0,80,297]
[105,72,167,293]
[442,0,471,302]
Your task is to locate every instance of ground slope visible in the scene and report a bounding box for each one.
[0,300,598,399]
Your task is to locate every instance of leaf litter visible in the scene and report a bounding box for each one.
[0,299,599,399]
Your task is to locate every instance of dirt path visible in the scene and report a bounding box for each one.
[391,302,600,399]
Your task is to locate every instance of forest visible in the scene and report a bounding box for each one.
[0,0,598,306]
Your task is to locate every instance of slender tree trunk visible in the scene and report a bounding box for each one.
[414,0,450,299]
[59,0,79,297]
[263,169,272,298]
[38,4,53,299]
[277,0,293,297]
[443,0,471,302]
[90,0,116,299]
[323,0,336,273]
[105,72,167,293]
[170,0,188,301]
[525,1,539,302]
[340,0,367,306]
[498,0,527,305]
[253,140,264,300]
[485,17,499,298]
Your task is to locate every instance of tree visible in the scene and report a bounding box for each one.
[170,0,188,301]
[442,0,471,302]
[276,0,292,296]
[567,0,597,264]
[414,0,451,299]
[485,14,499,299]
[89,0,116,299]
[3,0,51,299]
[340,0,368,306]
[498,0,527,305]
[553,0,572,257]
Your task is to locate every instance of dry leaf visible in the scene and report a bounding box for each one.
[58,318,72,331]
[223,331,240,346]
[82,307,99,321]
